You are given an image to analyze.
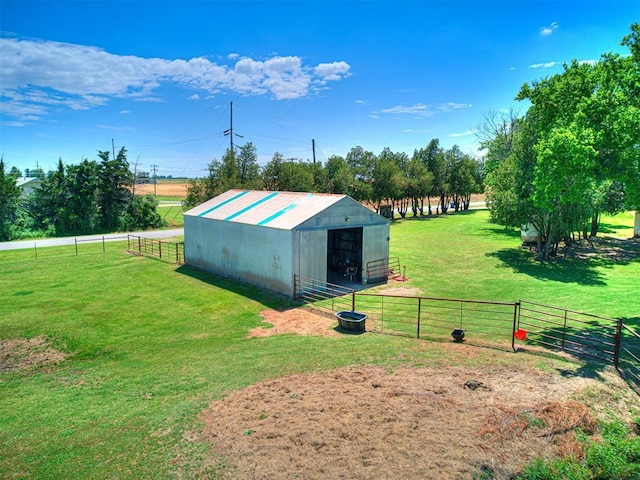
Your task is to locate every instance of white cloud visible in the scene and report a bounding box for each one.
[0,37,351,122]
[379,103,435,116]
[529,61,561,69]
[120,110,130,114]
[438,102,472,111]
[449,129,475,138]
[188,94,200,100]
[540,22,559,36]
[375,102,471,118]
[314,61,351,82]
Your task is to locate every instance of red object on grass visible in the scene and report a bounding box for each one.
[514,329,528,341]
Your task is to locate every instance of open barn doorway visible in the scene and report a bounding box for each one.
[327,227,363,286]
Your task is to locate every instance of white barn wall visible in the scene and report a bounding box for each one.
[294,229,328,282]
[362,224,391,283]
[184,216,294,296]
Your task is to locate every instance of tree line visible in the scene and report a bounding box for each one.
[482,24,640,260]
[0,148,165,241]
[184,139,485,219]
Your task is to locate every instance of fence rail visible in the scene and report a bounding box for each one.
[355,293,517,348]
[366,257,401,284]
[293,275,355,313]
[293,275,640,388]
[517,300,619,364]
[127,234,185,264]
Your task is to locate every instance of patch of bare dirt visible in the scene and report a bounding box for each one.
[565,236,640,263]
[0,335,68,373]
[196,363,636,479]
[196,310,640,478]
[379,286,421,296]
[249,309,340,338]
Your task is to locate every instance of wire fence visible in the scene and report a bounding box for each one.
[0,235,129,261]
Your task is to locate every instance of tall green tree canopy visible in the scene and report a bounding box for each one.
[485,23,640,259]
[0,158,22,241]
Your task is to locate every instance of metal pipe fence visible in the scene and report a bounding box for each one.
[292,275,640,388]
[355,293,517,348]
[293,275,355,313]
[518,300,619,364]
[127,234,185,264]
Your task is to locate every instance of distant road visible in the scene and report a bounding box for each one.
[0,228,184,251]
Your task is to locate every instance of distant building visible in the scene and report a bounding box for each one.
[15,177,43,199]
[184,189,391,297]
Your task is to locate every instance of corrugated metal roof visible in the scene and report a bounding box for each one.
[184,190,346,230]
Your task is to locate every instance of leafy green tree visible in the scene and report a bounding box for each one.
[262,154,314,192]
[485,24,640,258]
[184,159,224,208]
[405,156,433,216]
[325,155,353,194]
[447,148,482,211]
[97,148,134,230]
[345,146,375,203]
[0,158,22,240]
[415,139,448,214]
[9,166,22,178]
[120,195,166,231]
[27,158,68,235]
[64,159,100,233]
[371,148,404,219]
[236,142,263,190]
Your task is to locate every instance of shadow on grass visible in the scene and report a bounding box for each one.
[487,247,607,286]
[174,264,297,310]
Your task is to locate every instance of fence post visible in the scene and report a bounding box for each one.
[613,319,623,368]
[159,240,162,259]
[127,234,131,250]
[34,242,37,260]
[417,297,421,339]
[562,310,568,350]
[293,275,297,300]
[351,291,356,312]
[512,301,520,351]
[102,236,105,253]
[75,238,78,256]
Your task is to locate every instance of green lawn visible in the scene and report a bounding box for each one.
[383,210,638,319]
[158,204,185,227]
[1,210,638,478]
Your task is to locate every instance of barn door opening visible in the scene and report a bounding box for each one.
[327,227,363,285]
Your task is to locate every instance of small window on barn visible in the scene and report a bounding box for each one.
[315,217,321,227]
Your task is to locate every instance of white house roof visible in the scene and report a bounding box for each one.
[16,177,42,188]
[184,189,348,230]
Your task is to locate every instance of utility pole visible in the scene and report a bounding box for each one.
[112,138,116,159]
[312,139,316,164]
[151,164,158,195]
[223,101,243,153]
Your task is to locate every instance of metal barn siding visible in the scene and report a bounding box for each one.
[184,190,390,297]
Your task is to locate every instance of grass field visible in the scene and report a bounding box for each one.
[386,210,638,320]
[1,209,638,478]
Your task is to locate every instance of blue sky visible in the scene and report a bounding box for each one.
[0,1,637,178]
